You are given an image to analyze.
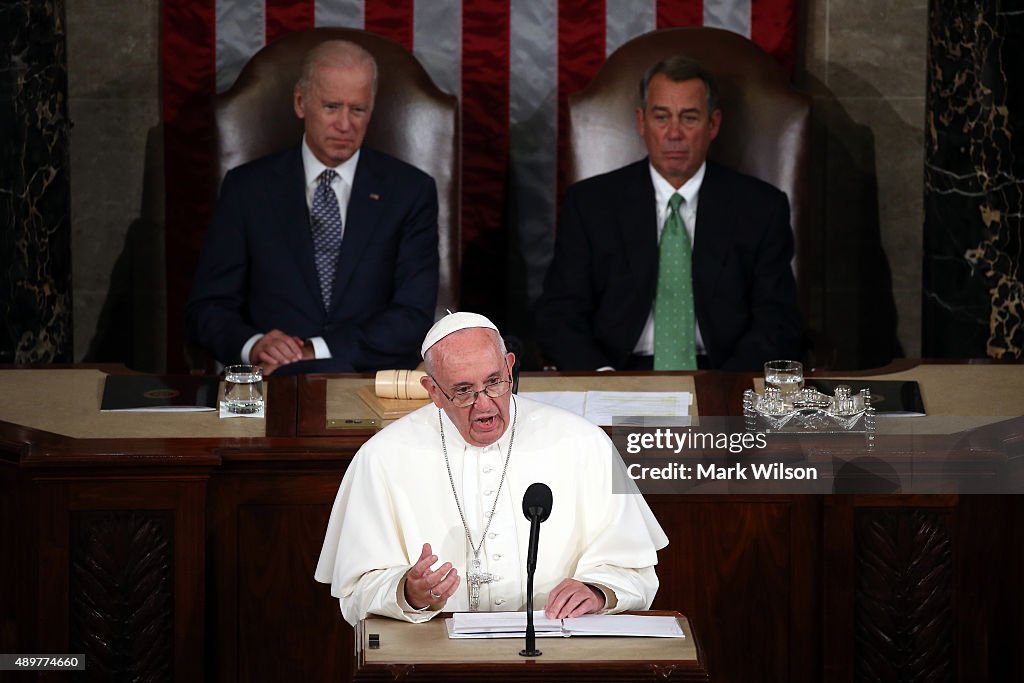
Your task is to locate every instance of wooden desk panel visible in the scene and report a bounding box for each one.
[207,468,352,683]
[649,496,819,683]
[1,363,1021,683]
[13,472,209,682]
[354,612,707,682]
[0,369,266,439]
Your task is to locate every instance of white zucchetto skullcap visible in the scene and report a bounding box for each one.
[421,311,499,358]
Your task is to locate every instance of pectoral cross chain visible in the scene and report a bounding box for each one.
[467,558,499,610]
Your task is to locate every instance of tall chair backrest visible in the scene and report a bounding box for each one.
[568,27,811,298]
[214,27,460,316]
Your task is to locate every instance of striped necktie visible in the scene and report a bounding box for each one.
[310,169,344,310]
[654,193,697,370]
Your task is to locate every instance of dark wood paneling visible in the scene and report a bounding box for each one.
[0,463,16,656]
[17,478,209,683]
[238,502,350,681]
[3,365,1022,683]
[69,480,208,683]
[955,495,1022,682]
[265,375,298,437]
[648,496,819,683]
[34,480,70,658]
[1011,496,1024,682]
[209,468,351,682]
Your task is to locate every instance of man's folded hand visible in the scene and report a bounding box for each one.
[251,329,305,375]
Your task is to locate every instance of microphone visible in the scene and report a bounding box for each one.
[523,483,552,572]
[519,482,552,658]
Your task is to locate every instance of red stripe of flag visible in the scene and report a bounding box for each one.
[656,0,704,27]
[751,0,798,77]
[266,0,315,44]
[364,0,415,52]
[162,0,218,371]
[460,0,510,322]
[557,0,606,198]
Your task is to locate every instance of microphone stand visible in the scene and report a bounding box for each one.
[519,507,543,657]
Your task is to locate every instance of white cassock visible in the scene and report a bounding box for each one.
[315,395,669,626]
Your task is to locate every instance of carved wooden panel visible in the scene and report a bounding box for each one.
[70,510,174,681]
[854,509,953,683]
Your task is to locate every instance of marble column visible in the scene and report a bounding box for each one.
[0,0,73,363]
[923,0,1023,358]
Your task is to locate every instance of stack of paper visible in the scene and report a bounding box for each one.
[445,611,685,639]
[521,391,692,426]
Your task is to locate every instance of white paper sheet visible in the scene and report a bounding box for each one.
[563,614,685,638]
[519,392,587,416]
[446,611,686,639]
[583,391,692,426]
[448,611,563,638]
[518,391,692,427]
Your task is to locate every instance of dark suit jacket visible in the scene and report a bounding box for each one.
[536,159,801,371]
[185,145,439,373]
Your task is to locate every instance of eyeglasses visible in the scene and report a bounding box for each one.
[430,364,514,408]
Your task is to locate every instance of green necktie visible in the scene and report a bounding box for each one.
[654,193,697,370]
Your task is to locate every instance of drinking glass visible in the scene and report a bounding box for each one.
[763,360,804,398]
[223,364,264,414]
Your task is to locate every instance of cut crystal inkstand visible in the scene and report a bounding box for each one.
[744,384,876,437]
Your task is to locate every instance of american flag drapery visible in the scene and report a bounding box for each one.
[162,0,797,369]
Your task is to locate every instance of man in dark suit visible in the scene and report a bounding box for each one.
[186,40,438,374]
[536,56,801,371]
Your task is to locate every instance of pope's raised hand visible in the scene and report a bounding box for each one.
[404,543,460,610]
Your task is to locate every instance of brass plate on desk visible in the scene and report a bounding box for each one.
[327,417,380,430]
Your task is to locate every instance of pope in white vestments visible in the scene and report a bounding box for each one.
[315,312,669,626]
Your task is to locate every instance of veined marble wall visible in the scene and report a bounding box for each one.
[1,0,73,364]
[923,0,1023,359]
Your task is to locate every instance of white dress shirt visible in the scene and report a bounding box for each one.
[632,161,708,358]
[240,137,360,363]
